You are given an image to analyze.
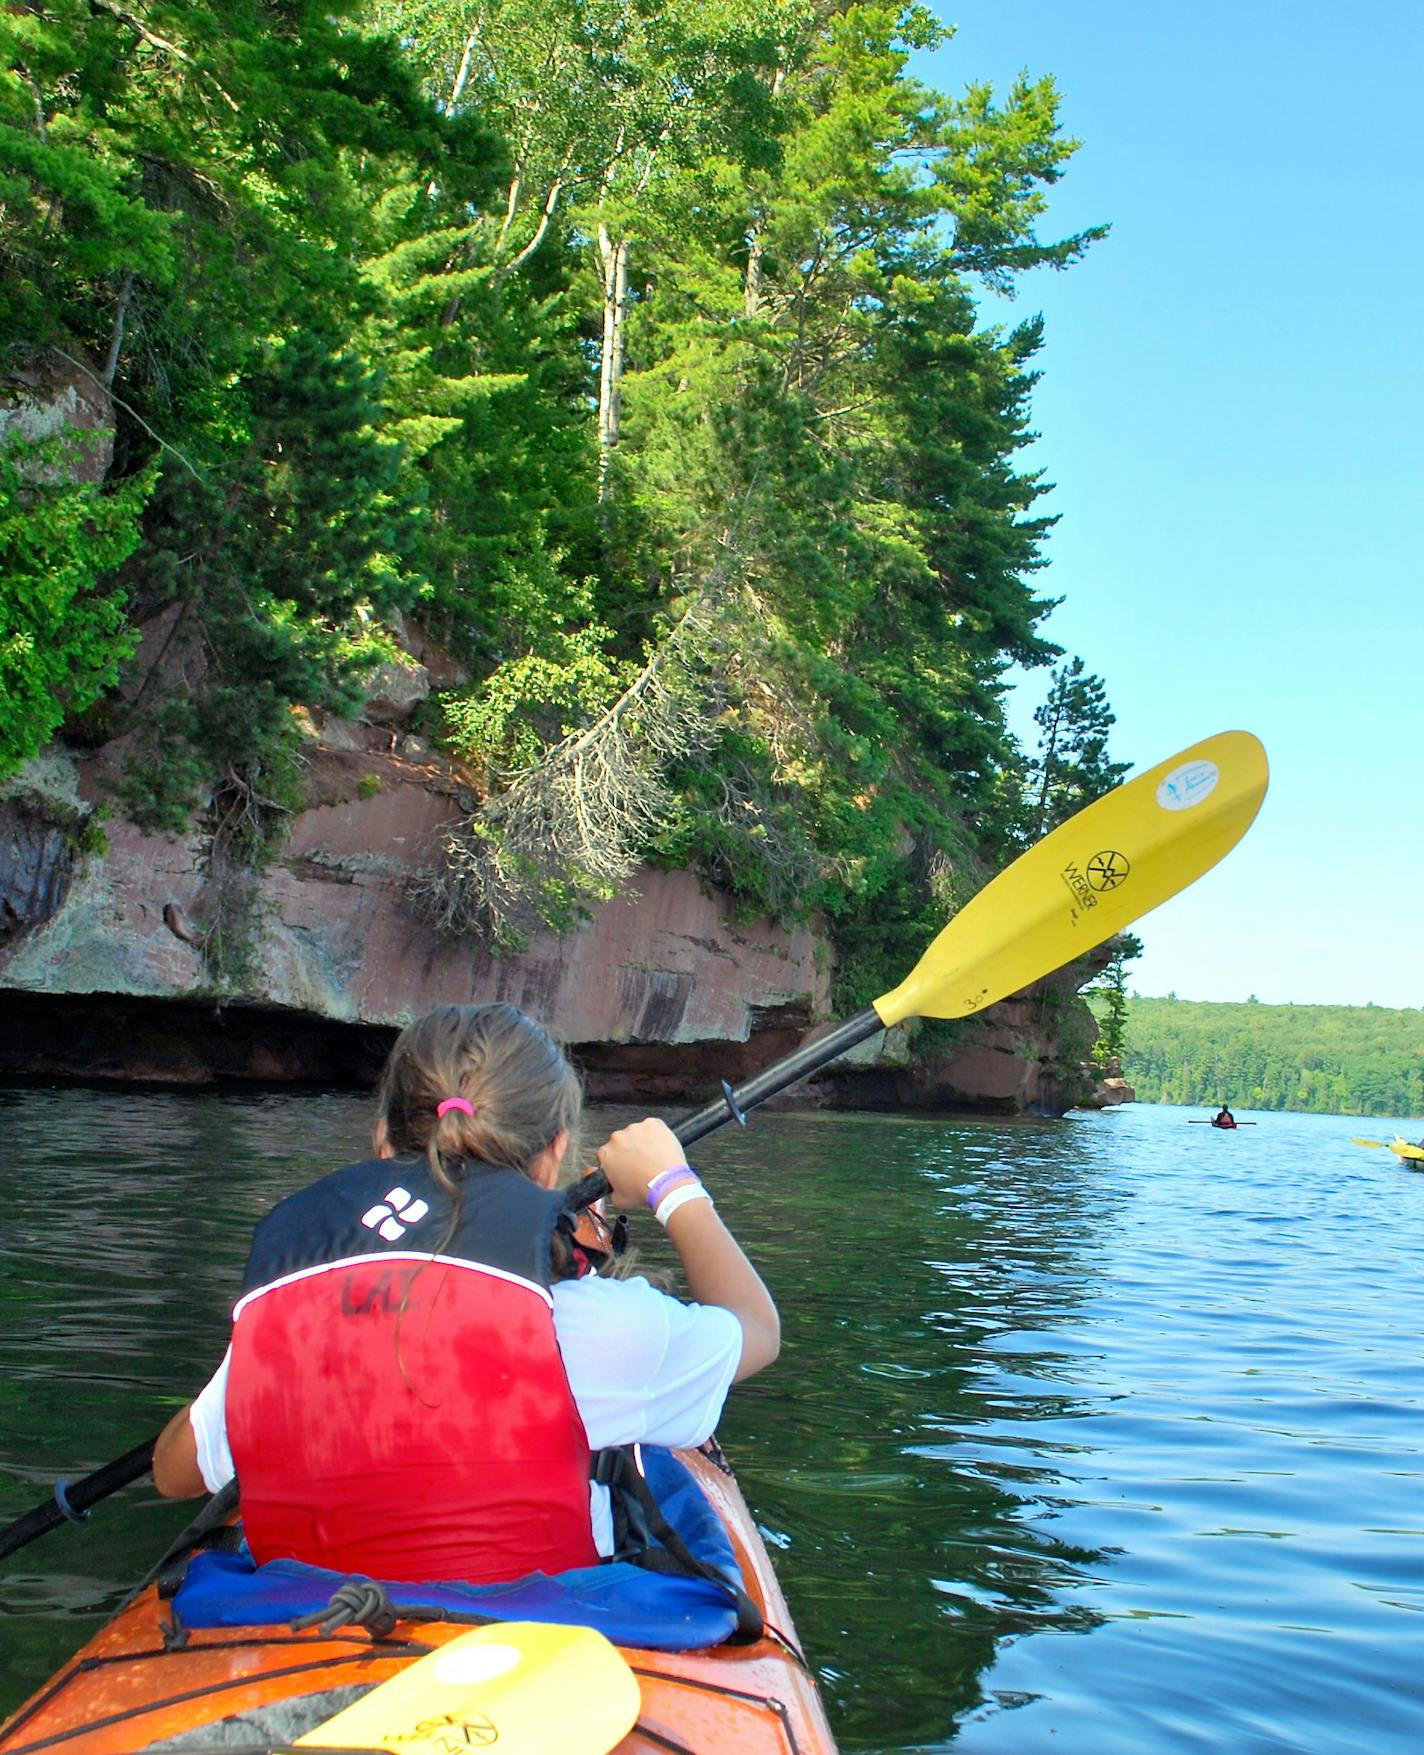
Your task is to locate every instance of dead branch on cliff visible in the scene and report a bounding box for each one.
[411,590,724,946]
[410,575,820,947]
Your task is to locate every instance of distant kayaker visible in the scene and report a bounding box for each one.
[1213,1104,1237,1129]
[153,1002,780,1585]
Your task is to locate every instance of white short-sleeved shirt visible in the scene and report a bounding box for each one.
[188,1273,742,1557]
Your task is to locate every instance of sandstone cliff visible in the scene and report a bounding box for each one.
[0,717,1106,1113]
[0,359,1110,1114]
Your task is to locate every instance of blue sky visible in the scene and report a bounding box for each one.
[914,2,1423,1008]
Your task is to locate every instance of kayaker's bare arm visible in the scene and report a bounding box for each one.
[596,1119,780,1382]
[658,1197,782,1381]
[153,1403,207,1498]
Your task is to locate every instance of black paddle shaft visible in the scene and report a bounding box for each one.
[570,1004,885,1211]
[0,1436,158,1563]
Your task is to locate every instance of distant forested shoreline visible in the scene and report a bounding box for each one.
[1097,995,1423,1118]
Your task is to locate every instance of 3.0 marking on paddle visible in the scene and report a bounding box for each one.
[1086,850,1130,893]
[1155,757,1220,812]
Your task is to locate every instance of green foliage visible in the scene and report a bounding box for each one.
[1085,942,1136,1068]
[1028,656,1130,835]
[439,623,626,773]
[0,2,179,341]
[1036,976,1100,1081]
[827,849,977,1018]
[1100,995,1424,1118]
[2,0,502,835]
[0,441,151,777]
[1,0,1120,994]
[590,0,1105,969]
[117,328,422,830]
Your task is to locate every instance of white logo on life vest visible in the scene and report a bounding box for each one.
[360,1186,430,1241]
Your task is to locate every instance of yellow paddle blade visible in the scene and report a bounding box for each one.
[295,1621,641,1755]
[1352,1137,1388,1148]
[873,730,1269,1027]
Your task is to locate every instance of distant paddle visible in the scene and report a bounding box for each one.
[1189,1119,1257,1125]
[1352,1135,1424,1160]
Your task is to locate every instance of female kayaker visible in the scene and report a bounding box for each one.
[151,1002,779,1587]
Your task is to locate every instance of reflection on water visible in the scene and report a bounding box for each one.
[2,1090,1424,1751]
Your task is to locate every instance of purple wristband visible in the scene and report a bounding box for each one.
[646,1165,697,1210]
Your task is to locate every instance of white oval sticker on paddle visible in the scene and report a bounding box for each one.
[434,1642,523,1684]
[1156,759,1220,812]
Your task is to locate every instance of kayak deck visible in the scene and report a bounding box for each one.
[0,1448,836,1755]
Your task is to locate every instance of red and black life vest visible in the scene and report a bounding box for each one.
[225,1155,600,1585]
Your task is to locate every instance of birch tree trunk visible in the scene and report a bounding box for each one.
[596,226,630,499]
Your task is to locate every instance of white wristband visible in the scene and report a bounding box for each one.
[655,1181,713,1227]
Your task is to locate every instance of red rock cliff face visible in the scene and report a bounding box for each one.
[0,732,835,1091]
[0,689,1102,1111]
[0,348,1109,1109]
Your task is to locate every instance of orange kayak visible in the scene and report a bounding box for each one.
[0,1447,836,1755]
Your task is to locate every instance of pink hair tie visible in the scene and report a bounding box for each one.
[436,1096,475,1118]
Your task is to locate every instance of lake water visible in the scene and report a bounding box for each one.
[2,1089,1422,1751]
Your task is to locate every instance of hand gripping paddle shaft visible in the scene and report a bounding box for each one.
[575,729,1268,1204]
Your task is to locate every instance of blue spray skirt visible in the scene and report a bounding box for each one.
[171,1448,745,1651]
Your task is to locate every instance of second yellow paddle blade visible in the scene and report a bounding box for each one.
[296,1620,641,1755]
[874,729,1269,1027]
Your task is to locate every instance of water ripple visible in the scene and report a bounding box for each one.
[3,1094,1424,1751]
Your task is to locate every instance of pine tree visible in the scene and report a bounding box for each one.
[0,446,152,775]
[1029,656,1130,834]
[1090,947,1131,1069]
